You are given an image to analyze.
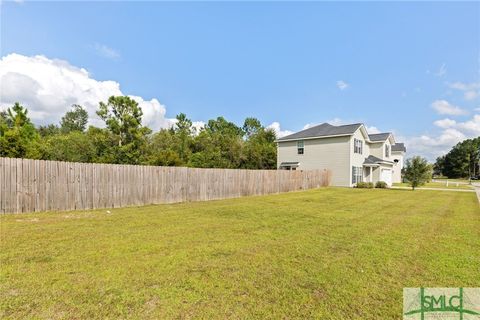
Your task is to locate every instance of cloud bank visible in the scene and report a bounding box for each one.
[431,100,467,116]
[0,53,173,130]
[267,122,294,138]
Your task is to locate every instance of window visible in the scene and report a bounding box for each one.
[385,144,390,158]
[297,141,304,154]
[352,166,363,184]
[354,138,363,154]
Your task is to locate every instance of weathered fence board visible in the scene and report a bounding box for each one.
[0,158,332,214]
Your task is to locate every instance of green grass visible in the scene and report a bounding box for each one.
[393,182,474,190]
[1,188,479,319]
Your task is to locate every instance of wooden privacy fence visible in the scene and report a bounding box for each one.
[0,158,332,214]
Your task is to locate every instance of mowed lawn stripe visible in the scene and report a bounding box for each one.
[1,188,479,319]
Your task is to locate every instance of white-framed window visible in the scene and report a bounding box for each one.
[352,166,363,184]
[297,141,304,155]
[385,144,390,158]
[354,138,363,154]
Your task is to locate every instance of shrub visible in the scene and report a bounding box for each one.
[403,156,432,190]
[356,182,374,188]
[375,181,388,189]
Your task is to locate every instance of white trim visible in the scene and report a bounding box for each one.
[357,125,371,141]
[378,161,394,166]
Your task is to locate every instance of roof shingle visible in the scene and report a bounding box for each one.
[392,143,406,152]
[368,133,391,141]
[363,155,393,165]
[277,123,362,141]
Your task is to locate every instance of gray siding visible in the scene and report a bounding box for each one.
[368,140,392,161]
[277,136,351,186]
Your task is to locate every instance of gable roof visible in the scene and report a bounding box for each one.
[363,155,393,165]
[368,133,391,142]
[392,143,406,152]
[277,123,363,141]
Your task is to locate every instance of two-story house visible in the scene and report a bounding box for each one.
[276,123,406,187]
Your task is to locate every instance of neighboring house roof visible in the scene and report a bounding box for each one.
[363,155,393,166]
[392,143,406,152]
[277,122,405,149]
[368,133,391,141]
[277,123,362,141]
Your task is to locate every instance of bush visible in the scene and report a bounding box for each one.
[356,182,374,188]
[375,181,388,189]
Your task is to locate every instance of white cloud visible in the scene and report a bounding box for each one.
[456,114,480,135]
[449,82,480,91]
[448,82,480,101]
[192,121,206,133]
[302,123,317,130]
[434,63,447,77]
[431,100,467,116]
[406,113,480,161]
[0,53,173,130]
[365,126,381,134]
[336,80,349,90]
[433,118,456,129]
[93,43,120,60]
[405,128,466,161]
[464,90,478,101]
[267,122,294,138]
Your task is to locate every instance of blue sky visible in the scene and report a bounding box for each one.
[1,1,479,160]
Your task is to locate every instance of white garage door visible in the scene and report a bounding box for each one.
[380,169,392,186]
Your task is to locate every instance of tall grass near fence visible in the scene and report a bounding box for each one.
[0,158,331,213]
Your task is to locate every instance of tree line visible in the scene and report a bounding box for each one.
[433,137,480,178]
[0,96,277,169]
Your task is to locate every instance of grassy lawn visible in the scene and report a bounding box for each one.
[1,188,479,319]
[393,182,474,190]
[434,177,471,183]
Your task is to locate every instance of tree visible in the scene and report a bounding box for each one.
[0,99,279,170]
[241,118,277,169]
[96,96,151,164]
[7,102,32,128]
[436,138,480,178]
[0,102,40,158]
[403,156,432,190]
[38,124,60,137]
[40,131,96,163]
[147,149,183,166]
[60,104,88,133]
[97,96,150,146]
[173,113,194,163]
[433,155,445,177]
[242,117,262,138]
[190,117,244,168]
[146,128,185,166]
[85,126,117,163]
